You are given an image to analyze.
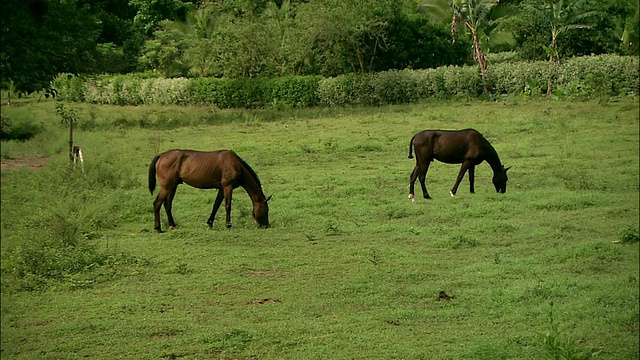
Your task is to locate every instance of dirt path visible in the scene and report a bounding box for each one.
[0,157,50,171]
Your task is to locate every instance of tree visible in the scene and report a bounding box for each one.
[1,0,102,94]
[294,0,395,77]
[261,0,296,76]
[523,0,596,96]
[371,11,471,71]
[129,0,193,36]
[448,0,499,95]
[523,0,596,65]
[139,20,190,77]
[182,5,224,77]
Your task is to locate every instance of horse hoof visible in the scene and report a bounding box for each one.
[169,225,176,230]
[450,191,456,197]
[226,224,232,229]
[408,194,415,202]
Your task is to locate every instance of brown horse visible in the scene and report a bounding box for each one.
[149,149,271,232]
[408,129,509,201]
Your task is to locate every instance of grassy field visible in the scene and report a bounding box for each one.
[1,97,638,359]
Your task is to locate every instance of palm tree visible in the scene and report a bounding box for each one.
[523,0,596,96]
[448,0,499,95]
[524,0,596,65]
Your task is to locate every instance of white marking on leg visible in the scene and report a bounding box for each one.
[408,194,415,202]
[78,148,84,173]
[450,191,455,197]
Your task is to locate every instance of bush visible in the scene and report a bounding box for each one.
[268,76,322,108]
[52,73,86,102]
[560,55,639,97]
[53,54,639,108]
[489,61,551,96]
[0,114,42,141]
[317,74,361,107]
[369,70,420,105]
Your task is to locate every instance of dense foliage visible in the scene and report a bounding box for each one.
[2,0,638,94]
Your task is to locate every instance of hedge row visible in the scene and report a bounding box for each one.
[53,54,638,108]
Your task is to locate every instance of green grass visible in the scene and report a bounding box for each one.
[1,97,638,359]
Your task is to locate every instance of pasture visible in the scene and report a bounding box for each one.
[1,98,638,359]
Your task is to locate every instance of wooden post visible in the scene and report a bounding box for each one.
[68,116,74,163]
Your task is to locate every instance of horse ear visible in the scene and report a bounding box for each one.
[265,195,273,202]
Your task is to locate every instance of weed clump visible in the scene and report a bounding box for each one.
[543,302,601,360]
[618,227,639,244]
[3,213,144,292]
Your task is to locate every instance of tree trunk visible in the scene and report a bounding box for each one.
[68,117,74,162]
[546,36,561,97]
[470,27,490,95]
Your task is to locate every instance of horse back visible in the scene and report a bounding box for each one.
[156,149,241,189]
[413,129,489,164]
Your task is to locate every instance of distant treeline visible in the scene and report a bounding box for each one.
[3,0,638,95]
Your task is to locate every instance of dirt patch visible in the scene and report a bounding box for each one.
[0,157,50,171]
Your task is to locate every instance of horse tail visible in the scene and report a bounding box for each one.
[148,155,160,195]
[408,135,416,159]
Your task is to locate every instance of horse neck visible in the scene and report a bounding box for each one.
[241,169,266,204]
[483,142,503,173]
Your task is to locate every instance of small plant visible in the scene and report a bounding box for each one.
[543,302,600,360]
[617,227,639,244]
[172,261,190,275]
[55,103,79,162]
[367,248,382,266]
[524,77,542,97]
[450,235,479,249]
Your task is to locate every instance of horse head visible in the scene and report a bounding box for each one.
[253,195,272,228]
[492,166,510,194]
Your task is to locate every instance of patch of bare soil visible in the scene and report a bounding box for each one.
[0,157,50,171]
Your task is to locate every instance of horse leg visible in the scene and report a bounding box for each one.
[164,186,178,229]
[408,167,418,202]
[451,161,471,197]
[207,190,224,229]
[418,160,432,200]
[468,165,476,193]
[223,186,233,229]
[153,191,166,233]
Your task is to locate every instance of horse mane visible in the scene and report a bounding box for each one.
[237,154,262,188]
[480,136,503,170]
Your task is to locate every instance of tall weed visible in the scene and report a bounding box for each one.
[1,159,147,292]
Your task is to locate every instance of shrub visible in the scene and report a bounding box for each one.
[52,54,639,107]
[0,114,42,141]
[369,70,420,105]
[317,74,361,107]
[268,76,322,108]
[489,61,550,96]
[441,65,482,98]
[560,55,639,97]
[52,73,86,102]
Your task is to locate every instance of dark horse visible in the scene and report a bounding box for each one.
[149,149,271,232]
[408,129,509,201]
